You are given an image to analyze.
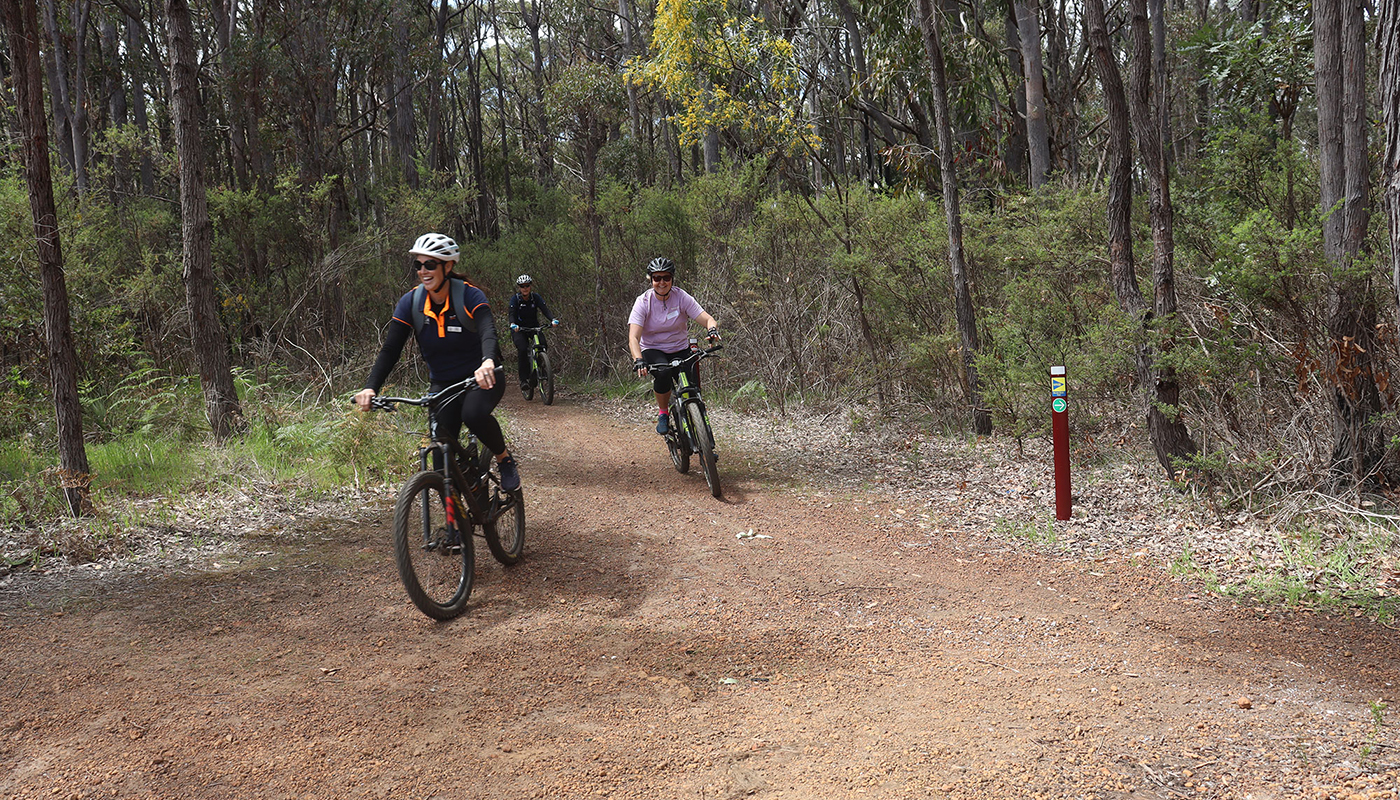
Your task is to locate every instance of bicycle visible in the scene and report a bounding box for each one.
[646,342,723,498]
[367,371,525,620]
[515,326,556,405]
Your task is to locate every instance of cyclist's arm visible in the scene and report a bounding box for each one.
[628,323,645,362]
[507,294,521,326]
[535,293,555,322]
[474,304,501,388]
[694,311,717,330]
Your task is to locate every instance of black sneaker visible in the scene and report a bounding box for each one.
[498,455,521,491]
[443,527,463,554]
[656,414,669,434]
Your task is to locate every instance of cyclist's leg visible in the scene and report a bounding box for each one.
[429,384,473,476]
[511,329,532,387]
[460,381,507,455]
[642,348,676,432]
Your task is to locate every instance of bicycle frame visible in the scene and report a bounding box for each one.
[652,343,720,451]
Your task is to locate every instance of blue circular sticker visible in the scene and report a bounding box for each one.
[1052,397,1067,413]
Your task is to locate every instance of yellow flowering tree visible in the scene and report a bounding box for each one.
[629,0,817,157]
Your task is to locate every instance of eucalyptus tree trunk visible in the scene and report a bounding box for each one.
[1384,0,1400,319]
[1015,0,1050,188]
[1127,0,1197,471]
[39,0,76,174]
[1315,0,1382,484]
[521,0,553,183]
[1087,0,1188,478]
[915,0,993,436]
[125,11,153,194]
[1002,4,1027,183]
[3,0,91,515]
[389,6,417,189]
[168,0,242,439]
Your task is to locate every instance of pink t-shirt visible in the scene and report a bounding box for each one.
[628,286,706,352]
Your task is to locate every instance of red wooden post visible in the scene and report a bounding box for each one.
[1051,366,1071,520]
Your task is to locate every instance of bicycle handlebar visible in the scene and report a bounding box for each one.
[364,367,505,411]
[644,343,723,377]
[514,326,550,334]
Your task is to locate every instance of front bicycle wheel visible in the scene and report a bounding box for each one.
[539,351,555,405]
[687,402,722,498]
[668,401,690,474]
[393,470,474,620]
[483,485,526,565]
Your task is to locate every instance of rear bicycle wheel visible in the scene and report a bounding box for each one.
[687,402,722,498]
[393,470,474,620]
[483,486,526,565]
[539,351,555,405]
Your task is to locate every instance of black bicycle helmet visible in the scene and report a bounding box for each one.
[645,257,675,276]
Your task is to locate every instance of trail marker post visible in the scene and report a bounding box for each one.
[1051,366,1070,520]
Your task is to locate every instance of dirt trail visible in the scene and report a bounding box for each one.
[2,392,1397,799]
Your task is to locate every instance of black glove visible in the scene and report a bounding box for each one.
[633,358,647,371]
[707,327,720,341]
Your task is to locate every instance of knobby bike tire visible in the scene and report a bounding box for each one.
[687,402,722,498]
[539,351,555,405]
[668,401,690,474]
[483,485,526,565]
[392,470,474,620]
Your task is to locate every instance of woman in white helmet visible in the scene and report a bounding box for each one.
[352,233,520,490]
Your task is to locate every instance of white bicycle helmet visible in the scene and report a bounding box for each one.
[516,274,534,286]
[409,232,459,261]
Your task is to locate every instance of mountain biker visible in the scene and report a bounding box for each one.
[627,257,719,434]
[507,274,560,396]
[352,233,521,491]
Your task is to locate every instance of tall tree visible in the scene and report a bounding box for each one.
[1384,0,1400,315]
[1014,0,1051,188]
[168,0,242,438]
[916,0,993,436]
[1315,0,1381,483]
[1086,0,1192,478]
[2,0,91,515]
[1127,0,1197,469]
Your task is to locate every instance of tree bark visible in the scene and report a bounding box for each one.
[168,0,242,439]
[1384,0,1400,319]
[916,0,993,436]
[1316,0,1382,484]
[521,0,553,183]
[1087,0,1189,478]
[1127,0,1197,471]
[3,0,91,516]
[1015,0,1050,188]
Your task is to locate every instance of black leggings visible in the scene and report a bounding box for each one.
[511,329,543,384]
[643,347,698,396]
[429,380,507,468]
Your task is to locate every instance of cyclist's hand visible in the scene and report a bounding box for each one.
[510,323,519,331]
[552,319,560,327]
[475,359,498,389]
[352,388,376,410]
[707,327,721,342]
[634,358,648,377]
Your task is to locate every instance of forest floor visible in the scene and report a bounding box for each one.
[1,388,1397,800]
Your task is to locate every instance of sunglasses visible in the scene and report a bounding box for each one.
[518,283,532,288]
[651,274,673,283]
[415,259,443,272]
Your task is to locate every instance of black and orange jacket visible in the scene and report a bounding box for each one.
[365,278,502,390]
